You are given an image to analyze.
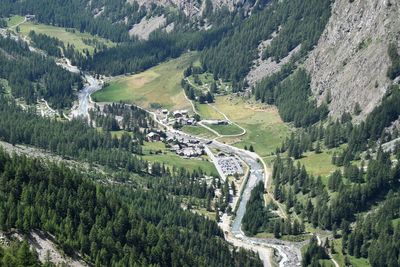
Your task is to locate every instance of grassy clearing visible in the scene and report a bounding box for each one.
[181,125,217,139]
[6,15,25,28]
[187,72,231,93]
[17,21,115,54]
[331,238,371,267]
[319,260,335,267]
[142,141,218,176]
[297,150,338,180]
[195,103,224,120]
[110,130,133,139]
[193,208,216,221]
[214,96,291,157]
[208,124,244,136]
[93,53,196,111]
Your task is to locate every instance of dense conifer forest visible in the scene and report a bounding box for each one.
[0,240,42,266]
[83,27,229,76]
[0,0,131,42]
[241,85,400,266]
[255,68,328,127]
[0,0,399,266]
[0,149,262,266]
[201,0,331,83]
[0,36,82,108]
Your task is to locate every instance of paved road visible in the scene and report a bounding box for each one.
[210,140,303,267]
[165,129,303,266]
[5,22,314,266]
[59,57,303,267]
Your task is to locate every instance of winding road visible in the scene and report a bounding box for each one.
[4,21,340,266]
[63,59,303,267]
[162,128,303,267]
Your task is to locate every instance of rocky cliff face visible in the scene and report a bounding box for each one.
[133,0,251,17]
[305,0,400,118]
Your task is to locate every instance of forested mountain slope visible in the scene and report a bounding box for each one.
[0,36,82,109]
[1,0,400,266]
[0,149,262,266]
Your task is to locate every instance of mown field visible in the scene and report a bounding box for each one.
[6,15,25,28]
[208,123,244,136]
[93,53,196,112]
[331,238,371,267]
[142,141,218,176]
[16,19,115,54]
[296,150,338,180]
[181,125,217,139]
[213,96,291,157]
[195,103,224,120]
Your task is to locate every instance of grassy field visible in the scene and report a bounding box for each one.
[297,150,338,180]
[93,53,196,111]
[208,124,244,136]
[193,208,216,221]
[142,141,218,176]
[181,125,217,139]
[213,96,291,157]
[195,103,224,120]
[187,72,231,93]
[332,238,371,267]
[110,130,133,139]
[6,15,25,28]
[17,21,115,54]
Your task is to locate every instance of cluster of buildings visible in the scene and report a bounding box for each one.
[158,109,198,126]
[25,14,36,20]
[215,153,244,176]
[146,131,162,142]
[167,136,206,159]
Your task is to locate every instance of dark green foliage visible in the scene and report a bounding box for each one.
[256,69,328,127]
[0,100,146,171]
[0,150,263,266]
[89,103,154,132]
[335,86,400,164]
[346,193,400,267]
[202,0,332,82]
[278,86,400,166]
[327,170,342,192]
[242,182,270,235]
[387,42,400,80]
[182,78,197,100]
[28,31,63,57]
[0,36,82,108]
[0,0,131,42]
[181,71,215,103]
[273,146,400,233]
[0,240,42,267]
[280,132,314,159]
[253,61,296,102]
[242,181,303,237]
[302,236,328,267]
[84,27,229,75]
[0,19,7,28]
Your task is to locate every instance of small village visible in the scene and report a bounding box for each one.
[146,130,206,159]
[157,108,198,127]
